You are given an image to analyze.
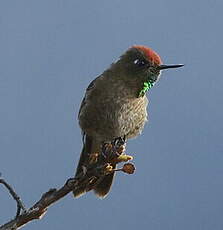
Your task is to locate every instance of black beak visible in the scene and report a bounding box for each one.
[158,64,184,70]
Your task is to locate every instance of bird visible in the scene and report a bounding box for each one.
[73,45,183,198]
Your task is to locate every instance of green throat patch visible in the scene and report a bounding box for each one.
[138,80,155,97]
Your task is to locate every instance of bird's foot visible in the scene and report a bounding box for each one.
[112,137,126,154]
[116,144,126,155]
[101,137,127,160]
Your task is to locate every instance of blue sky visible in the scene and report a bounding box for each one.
[0,1,223,229]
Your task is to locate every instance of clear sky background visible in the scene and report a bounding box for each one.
[0,1,222,229]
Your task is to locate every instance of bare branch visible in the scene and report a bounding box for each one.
[0,138,135,230]
[0,177,26,217]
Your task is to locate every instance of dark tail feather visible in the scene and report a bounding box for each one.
[73,134,116,198]
[93,171,115,198]
[73,135,93,198]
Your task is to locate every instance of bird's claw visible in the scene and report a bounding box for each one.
[116,144,126,155]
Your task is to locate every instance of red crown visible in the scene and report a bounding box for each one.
[133,45,162,65]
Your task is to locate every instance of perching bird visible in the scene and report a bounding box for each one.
[73,45,183,198]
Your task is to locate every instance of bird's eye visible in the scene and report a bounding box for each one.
[134,59,146,67]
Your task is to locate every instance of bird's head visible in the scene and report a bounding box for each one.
[112,45,184,97]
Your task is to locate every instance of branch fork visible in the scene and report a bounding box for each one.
[0,137,135,230]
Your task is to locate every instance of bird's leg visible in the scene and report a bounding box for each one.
[112,137,134,163]
[114,136,126,156]
[100,137,133,165]
[110,136,126,157]
[79,137,135,192]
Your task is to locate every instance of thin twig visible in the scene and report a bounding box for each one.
[0,164,113,230]
[0,177,26,217]
[0,138,135,230]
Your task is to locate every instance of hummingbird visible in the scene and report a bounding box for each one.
[73,45,183,198]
